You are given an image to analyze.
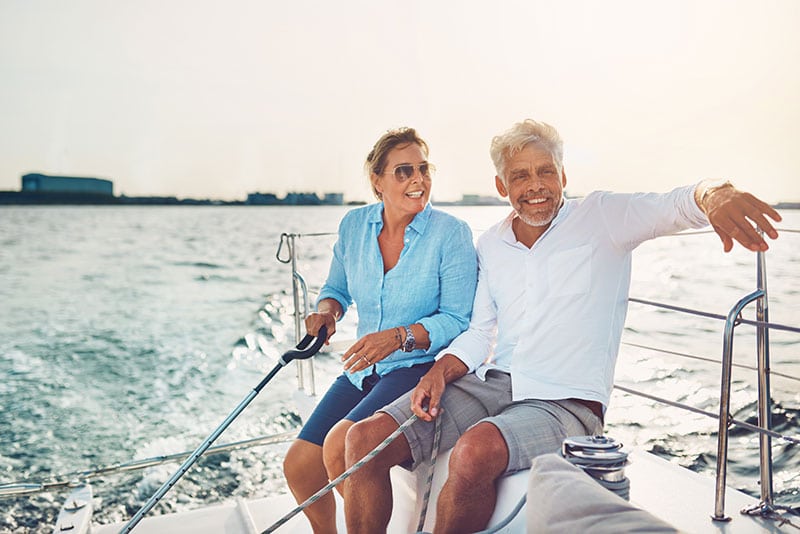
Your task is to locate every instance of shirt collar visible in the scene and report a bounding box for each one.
[368,202,432,235]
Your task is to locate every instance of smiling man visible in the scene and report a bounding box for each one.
[341,119,782,534]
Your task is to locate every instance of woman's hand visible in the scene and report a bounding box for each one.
[342,328,402,373]
[304,311,337,344]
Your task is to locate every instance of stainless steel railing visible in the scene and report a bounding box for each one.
[277,231,336,397]
[623,237,800,522]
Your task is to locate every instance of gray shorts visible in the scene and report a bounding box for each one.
[380,370,603,473]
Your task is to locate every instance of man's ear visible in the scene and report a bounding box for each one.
[495,176,508,197]
[561,168,567,189]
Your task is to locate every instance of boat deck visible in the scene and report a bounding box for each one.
[626,450,784,533]
[88,448,790,533]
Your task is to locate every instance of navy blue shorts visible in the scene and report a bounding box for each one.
[297,361,434,446]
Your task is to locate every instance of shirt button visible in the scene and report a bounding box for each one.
[404,238,410,243]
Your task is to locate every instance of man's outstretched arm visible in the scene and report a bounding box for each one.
[695,180,782,252]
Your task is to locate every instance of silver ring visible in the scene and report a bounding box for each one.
[361,355,370,364]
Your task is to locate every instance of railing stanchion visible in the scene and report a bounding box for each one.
[284,233,315,396]
[713,289,764,521]
[755,247,774,506]
[287,234,305,391]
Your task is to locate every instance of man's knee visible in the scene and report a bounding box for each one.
[449,422,508,482]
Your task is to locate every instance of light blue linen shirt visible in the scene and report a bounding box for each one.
[318,202,477,389]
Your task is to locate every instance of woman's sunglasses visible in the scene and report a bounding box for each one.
[383,163,435,182]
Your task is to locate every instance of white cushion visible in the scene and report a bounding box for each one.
[526,454,679,533]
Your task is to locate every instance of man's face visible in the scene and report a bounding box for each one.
[495,143,566,228]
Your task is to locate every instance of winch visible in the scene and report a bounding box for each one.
[561,435,630,500]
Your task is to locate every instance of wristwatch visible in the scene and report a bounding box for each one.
[401,325,416,352]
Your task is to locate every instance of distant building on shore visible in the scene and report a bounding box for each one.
[21,173,114,196]
[0,173,119,204]
[433,194,506,206]
[246,191,344,206]
[1,174,349,206]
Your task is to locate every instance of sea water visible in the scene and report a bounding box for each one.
[1,205,798,531]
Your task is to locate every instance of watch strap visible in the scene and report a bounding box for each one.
[402,325,416,352]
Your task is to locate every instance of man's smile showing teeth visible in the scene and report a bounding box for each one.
[523,197,547,204]
[406,191,424,198]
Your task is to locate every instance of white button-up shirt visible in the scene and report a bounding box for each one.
[437,184,708,409]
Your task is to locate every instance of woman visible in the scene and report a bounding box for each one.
[282,127,477,533]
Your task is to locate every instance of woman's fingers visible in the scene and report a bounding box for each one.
[342,328,405,373]
[343,351,373,373]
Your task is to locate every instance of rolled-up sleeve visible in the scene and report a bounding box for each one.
[419,220,478,353]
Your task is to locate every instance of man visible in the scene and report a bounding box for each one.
[340,119,782,534]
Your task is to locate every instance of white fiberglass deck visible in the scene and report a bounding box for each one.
[88,448,789,534]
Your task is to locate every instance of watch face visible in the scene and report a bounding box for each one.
[403,326,415,352]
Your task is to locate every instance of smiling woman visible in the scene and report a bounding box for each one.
[281,127,478,532]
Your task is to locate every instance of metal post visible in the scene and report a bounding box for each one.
[294,271,315,396]
[286,233,316,396]
[755,249,774,505]
[712,289,764,521]
[288,234,305,391]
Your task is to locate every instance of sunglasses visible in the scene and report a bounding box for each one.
[383,162,435,182]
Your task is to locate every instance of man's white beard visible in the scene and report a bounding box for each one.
[513,197,562,227]
[516,210,556,227]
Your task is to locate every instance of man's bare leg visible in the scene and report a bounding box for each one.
[343,413,412,534]
[434,422,508,534]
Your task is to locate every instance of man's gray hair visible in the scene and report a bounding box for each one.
[490,119,564,181]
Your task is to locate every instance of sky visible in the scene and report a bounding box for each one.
[1,0,799,203]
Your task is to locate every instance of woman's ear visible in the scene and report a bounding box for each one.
[372,174,383,199]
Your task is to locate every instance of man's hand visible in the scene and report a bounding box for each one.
[410,354,468,422]
[696,181,782,252]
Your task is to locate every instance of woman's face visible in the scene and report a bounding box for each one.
[373,143,432,219]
